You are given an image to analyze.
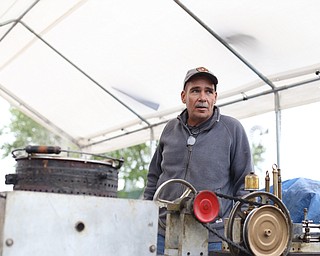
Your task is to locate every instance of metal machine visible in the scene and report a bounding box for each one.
[153,165,320,256]
[154,179,220,256]
[1,146,320,255]
[0,146,159,256]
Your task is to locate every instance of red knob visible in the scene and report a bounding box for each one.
[193,190,219,223]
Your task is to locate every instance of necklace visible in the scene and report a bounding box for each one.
[186,125,200,146]
[187,135,196,146]
[187,125,200,136]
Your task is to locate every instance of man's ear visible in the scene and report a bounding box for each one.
[181,90,186,103]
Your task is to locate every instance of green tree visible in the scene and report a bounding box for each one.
[1,107,151,198]
[107,143,151,199]
[252,142,266,167]
[1,107,268,199]
[249,125,268,168]
[0,107,67,157]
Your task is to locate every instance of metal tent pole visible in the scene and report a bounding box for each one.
[173,0,282,166]
[274,92,281,167]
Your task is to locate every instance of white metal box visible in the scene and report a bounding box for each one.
[0,191,158,256]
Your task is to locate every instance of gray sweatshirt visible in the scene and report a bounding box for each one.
[144,106,253,242]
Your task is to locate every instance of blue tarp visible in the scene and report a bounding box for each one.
[270,178,320,223]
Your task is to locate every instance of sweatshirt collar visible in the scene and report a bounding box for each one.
[178,106,220,130]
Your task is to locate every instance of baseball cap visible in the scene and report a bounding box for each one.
[183,67,218,89]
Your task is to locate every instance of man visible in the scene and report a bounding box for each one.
[143,67,253,254]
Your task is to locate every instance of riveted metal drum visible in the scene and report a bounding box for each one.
[5,146,123,198]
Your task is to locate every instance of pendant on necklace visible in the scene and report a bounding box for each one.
[187,136,196,146]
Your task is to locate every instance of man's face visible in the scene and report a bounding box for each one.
[181,75,217,126]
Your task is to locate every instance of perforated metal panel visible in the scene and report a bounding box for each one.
[6,156,119,197]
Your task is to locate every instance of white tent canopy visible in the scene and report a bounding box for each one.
[0,0,320,153]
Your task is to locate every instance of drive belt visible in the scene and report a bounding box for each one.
[201,192,267,256]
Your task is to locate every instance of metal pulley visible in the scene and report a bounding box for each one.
[226,191,292,256]
[243,205,290,256]
[193,190,219,223]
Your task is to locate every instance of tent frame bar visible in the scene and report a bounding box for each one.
[83,76,320,149]
[0,19,152,129]
[0,18,157,148]
[174,0,276,90]
[1,3,319,154]
[218,76,320,107]
[0,0,40,42]
[0,83,81,147]
[173,0,319,167]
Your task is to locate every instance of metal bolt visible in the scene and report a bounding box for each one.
[149,244,156,253]
[264,229,272,237]
[5,238,14,247]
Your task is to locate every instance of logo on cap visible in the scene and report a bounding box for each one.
[196,67,209,72]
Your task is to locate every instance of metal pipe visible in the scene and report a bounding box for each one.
[272,164,278,198]
[274,92,282,167]
[265,171,270,193]
[218,76,320,107]
[277,167,282,200]
[83,119,169,148]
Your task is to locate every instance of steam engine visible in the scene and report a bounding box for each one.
[0,146,320,256]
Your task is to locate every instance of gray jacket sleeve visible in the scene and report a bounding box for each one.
[143,143,163,200]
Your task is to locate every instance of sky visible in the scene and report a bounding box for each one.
[0,97,320,192]
[241,101,320,187]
